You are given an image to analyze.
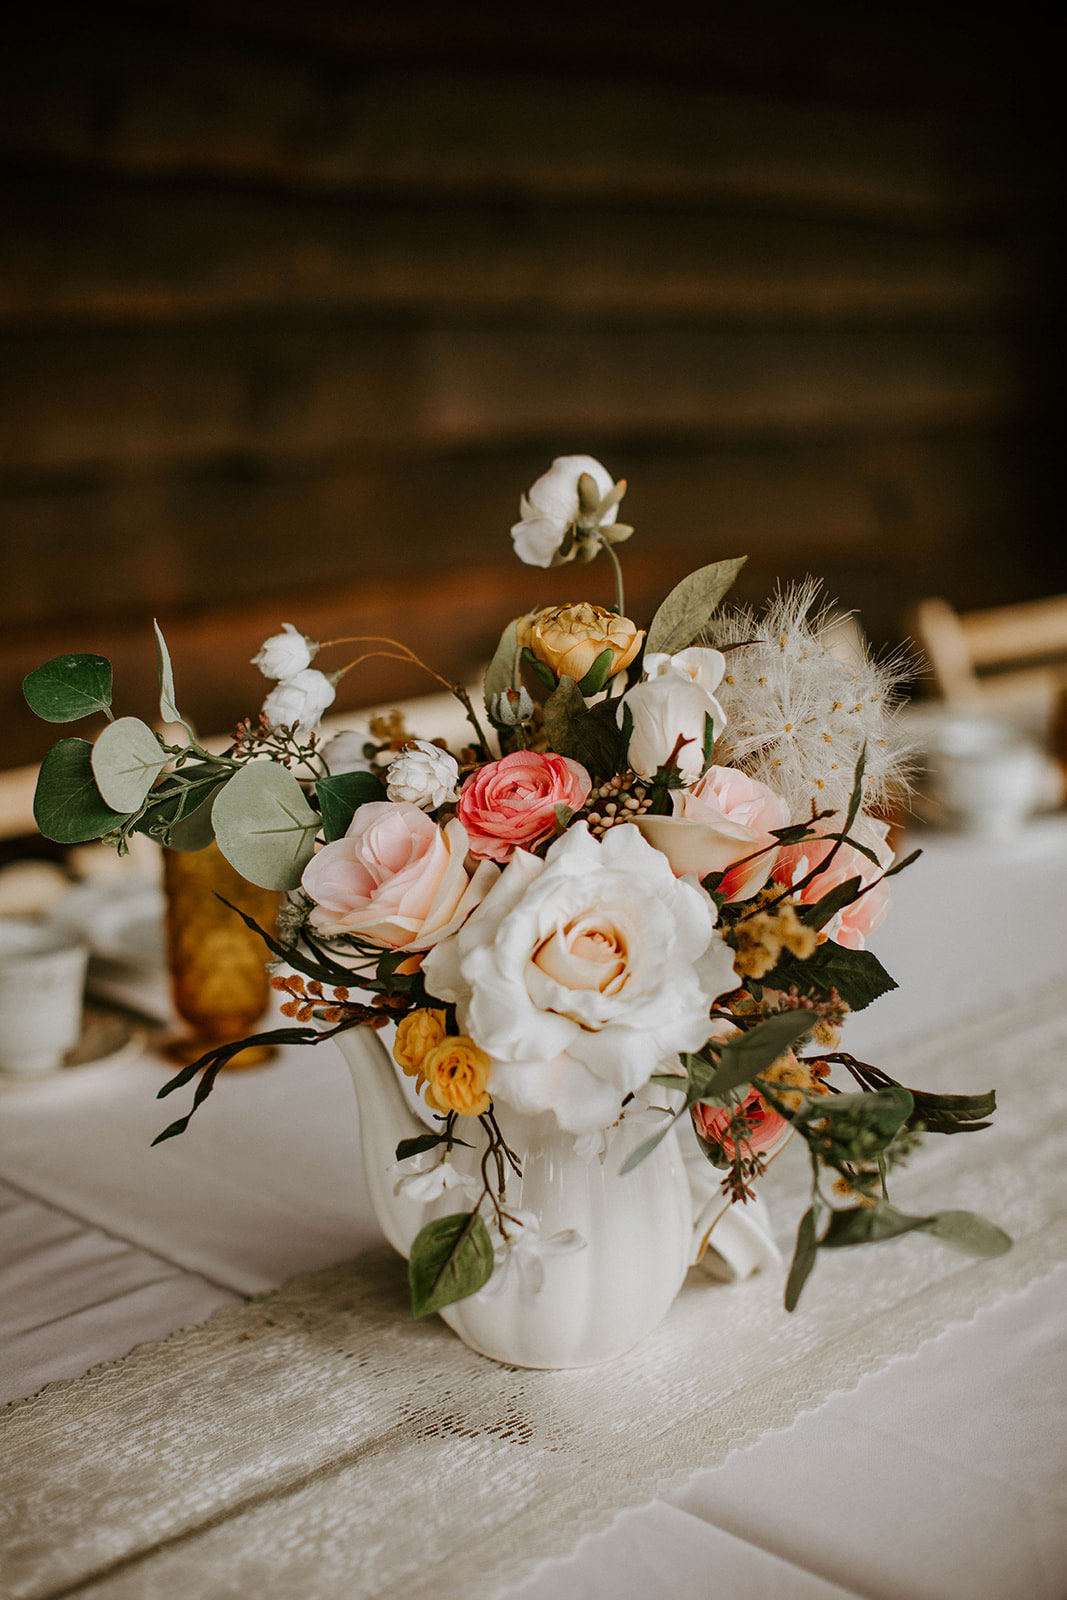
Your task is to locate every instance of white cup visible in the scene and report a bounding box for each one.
[0,918,89,1075]
[925,715,1047,837]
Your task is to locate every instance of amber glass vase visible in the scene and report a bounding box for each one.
[162,841,281,1067]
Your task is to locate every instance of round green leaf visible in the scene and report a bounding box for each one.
[212,761,319,890]
[33,738,129,843]
[23,654,113,723]
[91,717,168,811]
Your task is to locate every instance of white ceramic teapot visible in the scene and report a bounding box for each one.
[338,1028,780,1368]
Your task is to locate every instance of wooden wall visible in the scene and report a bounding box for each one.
[1,3,1061,766]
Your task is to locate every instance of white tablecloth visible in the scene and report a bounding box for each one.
[2,819,1066,1598]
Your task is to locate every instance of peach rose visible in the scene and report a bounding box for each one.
[457,751,592,862]
[692,1087,788,1159]
[301,802,498,951]
[637,765,789,900]
[773,818,893,950]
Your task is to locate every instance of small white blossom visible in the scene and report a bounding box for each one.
[389,1149,482,1204]
[511,454,630,568]
[252,623,316,680]
[477,1210,586,1302]
[384,740,460,810]
[262,668,336,734]
[321,729,374,776]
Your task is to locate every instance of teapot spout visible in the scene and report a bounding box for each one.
[336,1026,430,1260]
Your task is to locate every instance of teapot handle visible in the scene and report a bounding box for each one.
[682,1145,782,1282]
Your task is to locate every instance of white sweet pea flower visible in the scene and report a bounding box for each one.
[618,668,727,787]
[321,729,374,776]
[422,822,739,1134]
[477,1210,586,1302]
[252,623,316,680]
[643,647,728,700]
[510,454,630,568]
[262,668,336,734]
[384,741,461,811]
[389,1149,482,1204]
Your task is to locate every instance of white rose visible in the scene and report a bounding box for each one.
[510,454,620,567]
[384,740,460,810]
[422,822,739,1134]
[262,668,336,734]
[252,623,315,680]
[321,729,373,776]
[618,667,728,786]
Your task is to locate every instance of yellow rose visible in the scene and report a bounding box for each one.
[517,603,643,685]
[393,1008,447,1079]
[422,1036,492,1117]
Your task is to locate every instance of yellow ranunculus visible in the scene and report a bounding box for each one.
[392,1008,447,1079]
[517,603,643,685]
[422,1036,492,1117]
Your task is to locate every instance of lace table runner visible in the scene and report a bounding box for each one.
[4,978,1066,1600]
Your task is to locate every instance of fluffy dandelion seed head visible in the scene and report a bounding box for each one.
[702,580,914,822]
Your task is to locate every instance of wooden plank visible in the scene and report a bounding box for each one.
[0,322,1035,473]
[0,175,1044,328]
[0,26,1033,223]
[0,436,1043,628]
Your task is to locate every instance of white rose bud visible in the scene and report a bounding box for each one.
[619,672,727,786]
[489,687,535,726]
[252,623,316,680]
[262,668,336,734]
[384,740,461,810]
[510,454,629,568]
[321,729,374,775]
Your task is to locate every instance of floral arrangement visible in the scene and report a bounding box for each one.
[24,454,1009,1319]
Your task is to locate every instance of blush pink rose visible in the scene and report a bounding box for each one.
[301,801,498,951]
[773,818,894,950]
[636,765,789,901]
[457,750,592,862]
[692,1086,788,1158]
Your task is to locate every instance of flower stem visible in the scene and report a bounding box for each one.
[599,534,626,617]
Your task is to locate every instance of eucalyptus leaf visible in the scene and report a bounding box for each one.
[23,654,113,723]
[33,738,129,843]
[91,717,168,811]
[212,761,319,890]
[409,1212,495,1319]
[820,1203,927,1249]
[153,619,182,724]
[922,1210,1012,1256]
[644,557,747,656]
[315,770,387,842]
[484,619,522,710]
[784,1206,819,1311]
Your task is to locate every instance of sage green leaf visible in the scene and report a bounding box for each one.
[23,654,113,723]
[315,770,387,843]
[409,1211,495,1319]
[484,619,522,710]
[153,619,182,724]
[91,717,168,811]
[33,738,129,843]
[644,557,747,656]
[212,761,319,890]
[785,1206,819,1311]
[820,1203,928,1248]
[762,940,897,1012]
[577,648,615,696]
[922,1210,1012,1256]
[701,1009,814,1102]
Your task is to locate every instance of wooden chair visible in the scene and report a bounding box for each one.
[908,594,1067,711]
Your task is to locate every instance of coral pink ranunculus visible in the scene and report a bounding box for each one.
[692,1088,788,1159]
[773,818,894,950]
[636,765,789,900]
[457,751,592,862]
[301,801,497,951]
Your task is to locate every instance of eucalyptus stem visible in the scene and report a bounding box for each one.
[599,533,626,616]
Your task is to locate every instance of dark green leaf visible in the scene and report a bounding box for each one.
[33,738,129,843]
[153,619,182,724]
[521,648,556,690]
[798,1086,914,1162]
[152,1025,321,1143]
[165,779,228,851]
[134,763,229,848]
[577,648,615,696]
[785,1206,819,1311]
[396,1133,447,1161]
[215,895,358,987]
[909,1087,997,1135]
[844,746,867,832]
[542,676,623,777]
[23,654,113,723]
[701,1010,814,1101]
[820,1203,928,1248]
[315,770,387,842]
[762,940,897,1012]
[800,876,863,930]
[701,711,717,774]
[645,557,747,656]
[409,1212,495,1318]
